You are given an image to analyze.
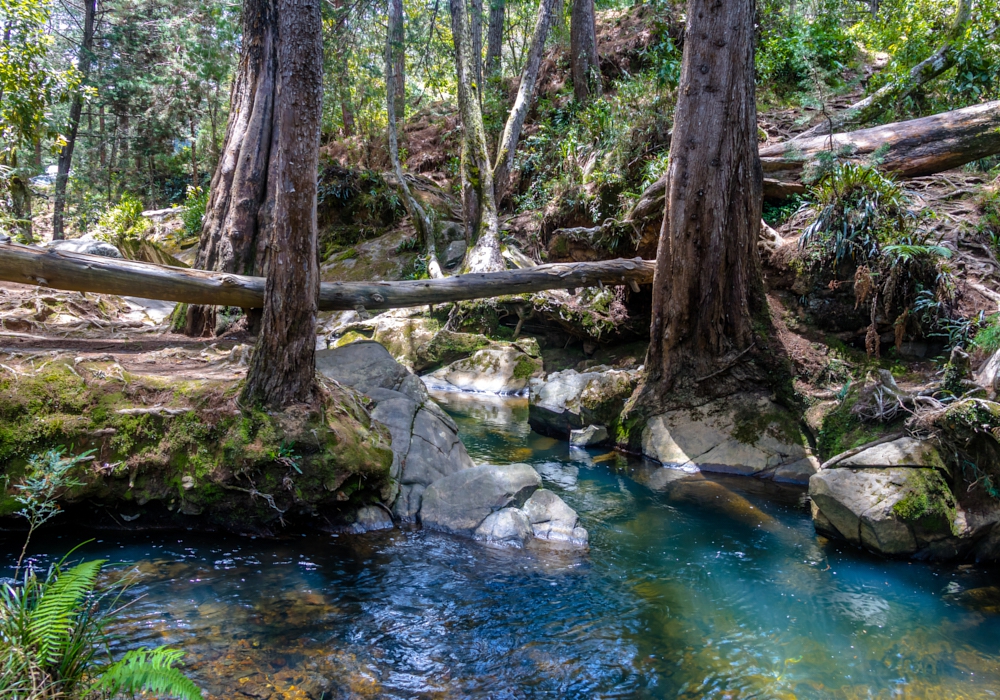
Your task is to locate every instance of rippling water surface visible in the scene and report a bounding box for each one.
[4,391,1000,699]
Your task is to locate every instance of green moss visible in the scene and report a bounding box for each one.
[892,469,957,534]
[512,356,538,380]
[816,389,902,459]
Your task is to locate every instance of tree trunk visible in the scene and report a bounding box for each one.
[240,0,323,409]
[9,175,32,243]
[387,5,443,277]
[450,0,504,272]
[794,0,976,139]
[485,0,504,77]
[185,0,278,336]
[570,0,600,103]
[470,0,484,93]
[51,0,97,241]
[389,0,406,121]
[629,0,766,416]
[189,116,199,188]
[492,0,556,200]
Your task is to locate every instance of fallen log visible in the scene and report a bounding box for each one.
[0,241,654,311]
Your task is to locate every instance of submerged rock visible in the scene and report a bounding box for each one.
[529,367,639,438]
[424,345,542,395]
[570,424,609,447]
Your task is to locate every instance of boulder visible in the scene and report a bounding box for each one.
[640,395,815,482]
[474,507,533,547]
[522,489,589,546]
[316,342,474,520]
[425,346,542,395]
[419,463,541,536]
[443,240,467,269]
[975,349,1000,398]
[529,367,639,438]
[834,437,946,470]
[809,466,959,556]
[335,505,395,534]
[570,424,609,447]
[47,238,123,258]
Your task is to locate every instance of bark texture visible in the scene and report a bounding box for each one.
[470,0,484,92]
[389,0,406,120]
[631,0,766,415]
[569,0,601,103]
[186,0,278,336]
[240,0,323,409]
[51,0,96,241]
[485,0,504,77]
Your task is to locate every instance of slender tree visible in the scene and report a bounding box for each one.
[569,0,600,103]
[240,0,323,408]
[52,0,97,240]
[484,0,504,77]
[469,0,484,93]
[389,0,405,120]
[627,0,770,418]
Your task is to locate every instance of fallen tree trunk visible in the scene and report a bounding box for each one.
[0,242,654,311]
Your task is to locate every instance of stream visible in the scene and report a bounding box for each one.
[4,391,1000,699]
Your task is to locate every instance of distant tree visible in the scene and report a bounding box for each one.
[484,0,504,77]
[569,0,600,103]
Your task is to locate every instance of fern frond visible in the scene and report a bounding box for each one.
[95,647,202,700]
[29,559,105,666]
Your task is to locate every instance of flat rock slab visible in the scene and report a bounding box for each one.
[420,463,542,536]
[835,437,946,470]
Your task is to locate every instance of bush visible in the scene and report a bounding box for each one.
[182,186,210,240]
[95,193,149,245]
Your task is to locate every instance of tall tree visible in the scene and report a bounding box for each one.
[389,0,405,120]
[484,0,504,77]
[240,0,323,408]
[51,0,97,240]
[185,0,278,336]
[569,0,600,103]
[627,0,767,417]
[469,0,483,93]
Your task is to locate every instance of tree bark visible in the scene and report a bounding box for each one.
[240,0,323,409]
[485,0,504,77]
[185,0,278,336]
[470,0,484,94]
[794,0,976,139]
[0,242,654,309]
[189,116,199,188]
[389,0,406,121]
[9,175,32,243]
[570,0,600,103]
[51,0,97,241]
[450,0,504,271]
[629,0,766,416]
[492,0,556,200]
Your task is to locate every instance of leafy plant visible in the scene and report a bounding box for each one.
[181,185,209,240]
[95,193,149,245]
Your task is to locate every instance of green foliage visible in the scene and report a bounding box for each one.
[95,647,203,700]
[181,186,209,240]
[95,193,150,245]
[972,313,1000,353]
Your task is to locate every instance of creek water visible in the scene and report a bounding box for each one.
[4,391,1000,699]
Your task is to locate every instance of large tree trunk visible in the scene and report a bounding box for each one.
[450,0,504,272]
[51,0,96,241]
[0,242,654,309]
[185,0,278,336]
[794,0,975,139]
[629,0,766,416]
[569,0,600,103]
[485,0,504,77]
[240,0,323,409]
[492,0,556,200]
[389,0,406,121]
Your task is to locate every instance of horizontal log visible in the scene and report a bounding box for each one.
[0,241,654,311]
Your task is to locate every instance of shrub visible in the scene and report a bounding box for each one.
[95,193,149,245]
[181,186,210,240]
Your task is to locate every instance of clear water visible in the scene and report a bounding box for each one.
[4,391,1000,699]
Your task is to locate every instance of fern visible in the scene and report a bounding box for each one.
[29,559,105,666]
[95,647,203,700]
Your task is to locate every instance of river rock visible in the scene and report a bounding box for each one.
[48,238,123,258]
[522,489,589,546]
[316,341,474,520]
[529,367,639,438]
[834,437,946,470]
[425,346,542,395]
[640,395,815,482]
[809,466,959,556]
[570,424,609,447]
[474,507,533,547]
[419,463,541,536]
[443,240,467,269]
[975,349,1000,398]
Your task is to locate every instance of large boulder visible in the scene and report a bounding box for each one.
[316,342,474,520]
[528,367,639,438]
[424,345,542,395]
[835,437,946,469]
[640,395,817,483]
[419,463,541,536]
[47,238,123,258]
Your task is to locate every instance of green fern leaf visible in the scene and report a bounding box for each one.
[28,559,105,666]
[95,647,203,700]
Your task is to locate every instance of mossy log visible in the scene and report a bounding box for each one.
[0,241,654,310]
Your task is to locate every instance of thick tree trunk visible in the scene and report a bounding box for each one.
[470,0,484,93]
[51,0,96,241]
[630,0,766,416]
[0,242,653,309]
[186,0,278,336]
[492,0,556,199]
[569,0,600,103]
[795,0,975,139]
[387,7,443,277]
[450,0,504,272]
[485,0,504,77]
[389,0,406,121]
[240,0,323,409]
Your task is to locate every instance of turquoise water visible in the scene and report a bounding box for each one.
[4,391,1000,699]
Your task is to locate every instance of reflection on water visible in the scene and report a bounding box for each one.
[3,391,1000,699]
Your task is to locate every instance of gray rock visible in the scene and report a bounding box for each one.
[427,345,540,395]
[522,489,588,546]
[529,368,638,438]
[769,456,819,485]
[570,424,609,447]
[48,238,123,258]
[316,341,411,397]
[346,505,395,533]
[443,240,467,269]
[835,437,946,470]
[474,507,533,547]
[419,463,541,536]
